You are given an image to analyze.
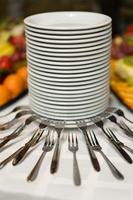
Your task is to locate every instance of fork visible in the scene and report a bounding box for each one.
[106,107,133,124]
[12,122,47,165]
[115,109,133,124]
[0,110,34,131]
[77,121,100,172]
[27,131,55,181]
[0,105,30,118]
[108,115,133,138]
[0,122,47,168]
[106,128,133,155]
[88,129,124,180]
[93,119,132,164]
[68,133,81,186]
[50,121,65,174]
[0,115,38,150]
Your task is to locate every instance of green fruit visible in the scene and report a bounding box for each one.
[124,56,133,67]
[127,77,133,86]
[126,36,133,46]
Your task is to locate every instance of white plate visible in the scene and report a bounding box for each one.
[29,92,109,106]
[28,62,110,74]
[29,80,109,94]
[27,45,110,58]
[28,65,109,78]
[28,58,110,70]
[27,41,111,53]
[30,99,108,117]
[26,36,111,48]
[27,50,110,62]
[26,28,111,39]
[28,54,111,69]
[24,12,111,30]
[27,53,110,66]
[28,67,109,80]
[30,97,108,112]
[28,76,109,88]
[28,71,110,83]
[29,87,109,102]
[30,98,108,113]
[26,32,111,44]
[29,86,109,98]
[25,23,111,35]
[29,76,109,91]
[31,105,107,121]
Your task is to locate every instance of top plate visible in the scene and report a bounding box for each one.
[24,12,111,30]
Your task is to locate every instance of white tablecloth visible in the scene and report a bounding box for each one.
[0,94,133,200]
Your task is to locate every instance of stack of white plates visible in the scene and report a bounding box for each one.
[24,11,112,123]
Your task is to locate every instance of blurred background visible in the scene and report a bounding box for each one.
[0,0,133,35]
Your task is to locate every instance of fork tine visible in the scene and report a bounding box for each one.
[86,132,92,146]
[72,133,74,146]
[121,120,132,132]
[109,130,119,141]
[89,130,96,146]
[88,130,95,146]
[107,128,117,141]
[68,134,71,147]
[105,128,112,137]
[75,134,78,147]
[92,131,100,146]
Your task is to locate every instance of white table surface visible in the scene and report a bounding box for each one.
[0,93,133,200]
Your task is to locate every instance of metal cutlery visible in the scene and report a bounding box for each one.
[106,128,133,154]
[0,129,39,168]
[50,121,65,174]
[0,122,47,168]
[108,115,133,138]
[77,121,100,172]
[27,131,55,182]
[106,107,133,124]
[93,119,132,164]
[115,109,133,124]
[0,105,30,118]
[12,122,47,165]
[0,115,38,150]
[68,133,81,186]
[88,129,124,180]
[0,110,34,131]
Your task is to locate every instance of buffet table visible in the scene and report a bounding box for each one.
[0,94,133,200]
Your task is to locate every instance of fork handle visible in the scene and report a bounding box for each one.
[111,140,132,164]
[0,147,24,169]
[73,152,81,186]
[100,151,124,180]
[27,151,46,182]
[50,139,60,174]
[123,145,133,154]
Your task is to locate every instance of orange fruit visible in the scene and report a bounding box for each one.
[3,74,24,98]
[17,66,27,88]
[0,85,12,106]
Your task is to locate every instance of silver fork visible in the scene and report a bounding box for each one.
[77,120,100,172]
[106,107,133,124]
[93,119,132,164]
[0,105,30,118]
[50,121,65,174]
[0,110,34,131]
[106,128,133,155]
[107,115,133,138]
[68,133,81,186]
[27,131,55,182]
[115,109,133,124]
[0,115,38,150]
[88,129,124,180]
